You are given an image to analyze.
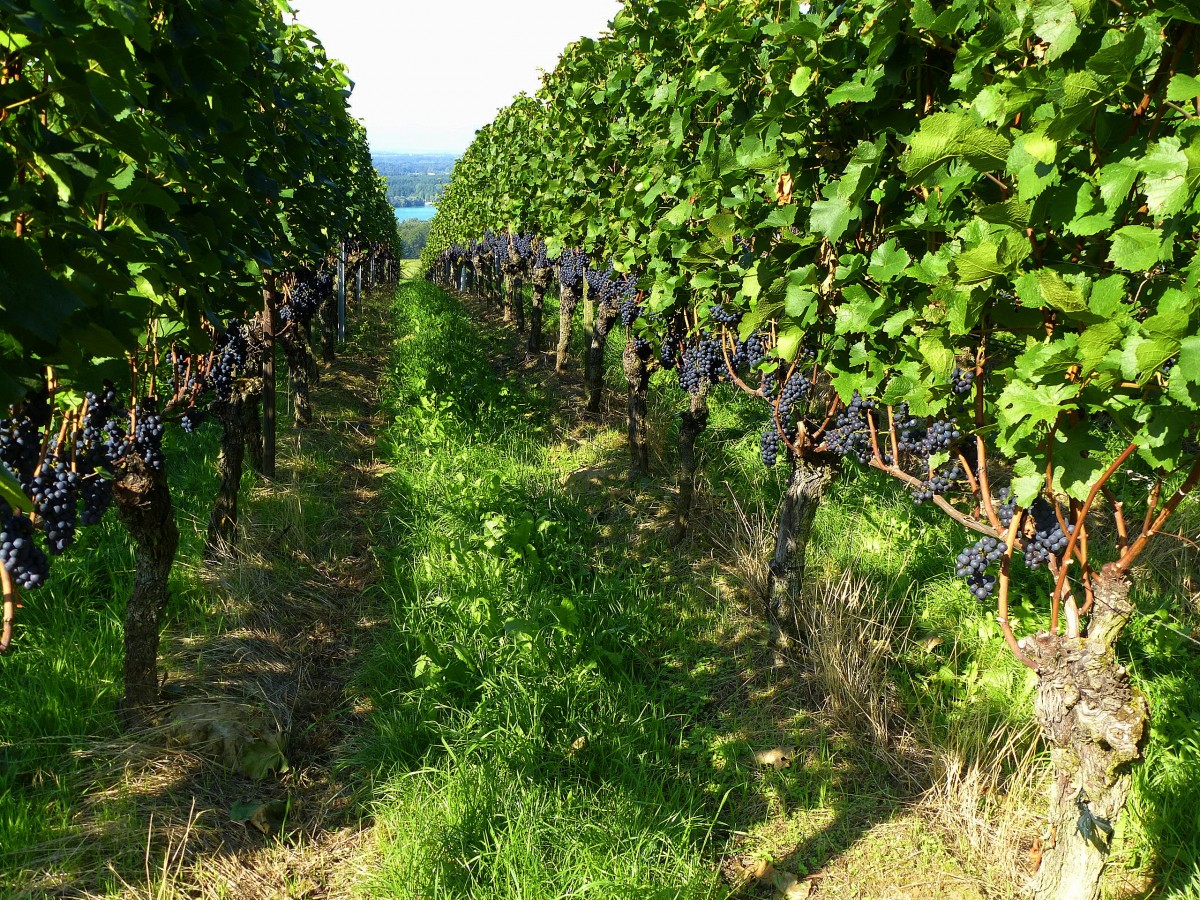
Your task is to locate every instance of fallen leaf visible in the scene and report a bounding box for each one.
[230,798,291,835]
[776,172,794,205]
[772,869,813,899]
[754,747,796,769]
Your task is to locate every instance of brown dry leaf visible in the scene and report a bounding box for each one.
[569,736,588,754]
[749,858,775,880]
[775,172,794,205]
[771,869,813,899]
[754,747,796,769]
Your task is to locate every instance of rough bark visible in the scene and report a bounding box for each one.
[529,267,552,356]
[623,342,651,479]
[671,381,709,545]
[205,397,246,556]
[113,452,179,725]
[245,387,264,475]
[769,456,835,633]
[279,327,313,427]
[1023,567,1149,900]
[556,282,581,373]
[585,304,619,413]
[451,261,464,294]
[318,289,336,362]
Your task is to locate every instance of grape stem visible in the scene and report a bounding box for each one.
[998,509,1036,669]
[1051,440,1138,615]
[0,561,15,654]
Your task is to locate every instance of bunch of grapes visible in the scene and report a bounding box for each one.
[955,536,1007,600]
[179,409,206,434]
[211,322,250,403]
[513,234,534,261]
[824,392,875,463]
[558,249,589,289]
[280,280,321,326]
[132,399,165,471]
[532,241,552,270]
[761,427,781,467]
[733,332,767,370]
[678,336,725,395]
[913,461,962,505]
[29,454,79,555]
[951,367,975,395]
[776,371,812,430]
[0,506,48,590]
[709,303,742,327]
[1023,498,1069,569]
[994,487,1015,528]
[760,370,777,400]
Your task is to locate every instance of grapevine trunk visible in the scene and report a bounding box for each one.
[556,282,581,373]
[671,381,709,545]
[623,341,651,479]
[529,267,551,355]
[113,452,179,725]
[206,396,246,556]
[769,457,834,633]
[585,305,618,413]
[280,327,313,427]
[1024,567,1149,900]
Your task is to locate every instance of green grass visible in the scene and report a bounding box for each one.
[0,421,229,862]
[362,277,1200,899]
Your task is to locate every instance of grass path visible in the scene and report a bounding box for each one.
[3,275,1195,898]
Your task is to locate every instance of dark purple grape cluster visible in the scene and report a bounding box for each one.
[1023,498,1069,569]
[951,367,975,395]
[533,241,552,270]
[558,249,589,289]
[512,234,534,260]
[825,392,875,463]
[678,336,725,395]
[775,371,812,436]
[913,462,962,505]
[0,506,48,589]
[280,280,321,326]
[211,322,250,404]
[133,399,165,471]
[994,487,1015,528]
[709,303,742,327]
[760,370,777,400]
[173,351,205,396]
[734,333,767,370]
[956,536,1007,600]
[761,428,781,467]
[29,455,79,555]
[179,409,206,434]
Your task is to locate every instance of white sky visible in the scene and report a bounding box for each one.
[291,0,623,155]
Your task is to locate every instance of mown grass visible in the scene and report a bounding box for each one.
[361,277,1200,899]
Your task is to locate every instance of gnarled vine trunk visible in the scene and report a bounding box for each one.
[623,341,651,479]
[769,456,835,634]
[113,453,179,726]
[206,396,247,556]
[529,266,552,356]
[556,282,581,373]
[245,386,264,474]
[671,380,709,544]
[1024,567,1149,900]
[279,327,313,427]
[584,303,618,413]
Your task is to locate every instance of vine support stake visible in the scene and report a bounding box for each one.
[262,270,278,480]
[338,242,347,343]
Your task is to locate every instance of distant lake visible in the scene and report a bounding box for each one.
[394,206,437,222]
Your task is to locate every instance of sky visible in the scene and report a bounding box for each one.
[292,0,623,156]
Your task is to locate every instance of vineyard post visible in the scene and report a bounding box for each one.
[338,242,347,343]
[261,271,277,479]
[356,263,363,307]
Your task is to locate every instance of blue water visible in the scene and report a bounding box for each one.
[394,206,437,222]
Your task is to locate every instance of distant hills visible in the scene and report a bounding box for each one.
[373,153,456,209]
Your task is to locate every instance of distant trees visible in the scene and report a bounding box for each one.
[396,218,431,259]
